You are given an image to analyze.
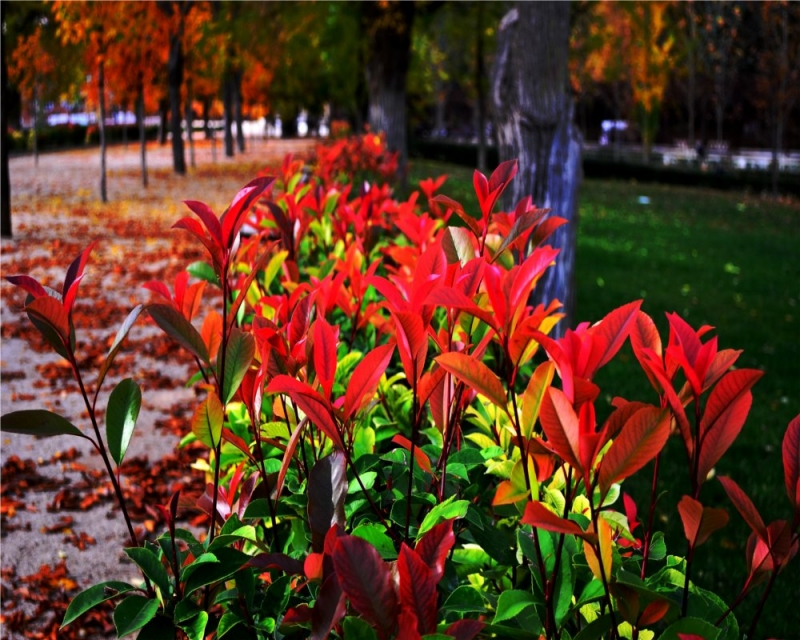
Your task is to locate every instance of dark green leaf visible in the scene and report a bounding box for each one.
[221,328,255,404]
[657,617,721,640]
[61,581,136,627]
[124,547,171,597]
[183,548,248,595]
[137,614,176,639]
[342,617,379,640]
[147,304,209,364]
[492,590,539,624]
[573,614,614,640]
[217,611,243,639]
[2,410,88,440]
[113,595,159,638]
[107,379,141,465]
[441,586,485,614]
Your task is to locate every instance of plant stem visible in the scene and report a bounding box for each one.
[640,452,661,580]
[405,381,419,543]
[681,543,696,616]
[746,567,779,639]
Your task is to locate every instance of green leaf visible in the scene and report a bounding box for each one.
[416,496,469,539]
[657,617,720,640]
[192,392,224,449]
[107,379,141,465]
[262,250,288,292]
[221,329,255,405]
[124,547,171,597]
[573,613,614,640]
[343,617,379,640]
[351,523,397,560]
[174,599,203,624]
[493,590,539,624]
[178,611,208,640]
[148,304,209,364]
[648,531,667,562]
[97,305,144,392]
[113,595,159,638]
[1,409,88,440]
[187,261,219,286]
[441,585,486,614]
[217,611,243,639]
[183,548,248,595]
[61,581,136,627]
[206,525,259,552]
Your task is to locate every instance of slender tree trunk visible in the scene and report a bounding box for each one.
[1,0,11,238]
[186,76,195,168]
[363,1,415,178]
[158,98,168,145]
[235,68,245,153]
[32,93,39,168]
[137,82,148,188]
[167,20,186,174]
[715,99,723,144]
[687,1,696,148]
[476,1,487,173]
[98,60,108,203]
[491,2,582,336]
[223,68,235,158]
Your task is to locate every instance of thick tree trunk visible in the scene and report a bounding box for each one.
[491,2,582,337]
[137,83,148,188]
[158,98,168,145]
[1,0,11,239]
[235,68,245,153]
[32,93,39,168]
[363,1,415,176]
[186,76,195,168]
[223,69,235,158]
[476,1,487,173]
[168,26,186,175]
[98,60,108,203]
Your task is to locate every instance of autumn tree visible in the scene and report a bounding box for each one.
[756,1,800,195]
[53,0,121,202]
[491,2,582,335]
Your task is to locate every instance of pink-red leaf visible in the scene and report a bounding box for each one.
[183,200,222,243]
[718,475,766,538]
[677,495,729,547]
[220,176,276,247]
[344,344,395,419]
[397,544,437,635]
[598,407,670,495]
[267,375,343,449]
[5,274,47,299]
[415,520,455,584]
[521,501,595,542]
[783,415,800,508]
[539,387,581,471]
[435,352,507,411]
[697,389,753,485]
[332,536,398,639]
[701,369,763,439]
[313,317,338,400]
[392,435,434,476]
[26,296,70,343]
[585,300,643,377]
[446,619,484,640]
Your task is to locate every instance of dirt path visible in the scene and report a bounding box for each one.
[0,138,314,638]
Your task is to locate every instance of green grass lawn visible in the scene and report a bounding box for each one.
[409,160,800,638]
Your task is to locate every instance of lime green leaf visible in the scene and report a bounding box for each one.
[107,379,141,465]
[192,392,224,449]
[417,496,469,539]
[493,590,538,624]
[178,611,208,640]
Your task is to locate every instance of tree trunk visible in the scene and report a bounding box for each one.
[32,93,39,168]
[137,82,148,188]
[235,68,245,153]
[158,98,168,145]
[168,23,186,174]
[98,60,108,203]
[687,1,696,148]
[476,1,487,173]
[223,68,235,158]
[491,2,582,337]
[186,76,195,168]
[1,0,11,239]
[363,1,415,177]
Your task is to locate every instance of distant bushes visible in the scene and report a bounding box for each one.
[7,123,160,154]
[410,139,800,197]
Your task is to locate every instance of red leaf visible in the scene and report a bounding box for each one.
[585,300,642,377]
[392,435,433,476]
[220,176,276,247]
[424,287,497,330]
[62,241,96,301]
[598,407,671,495]
[344,344,395,419]
[539,387,581,471]
[638,600,670,626]
[332,536,398,639]
[398,544,438,635]
[26,296,70,343]
[718,475,766,538]
[267,375,343,449]
[488,158,518,194]
[521,501,594,542]
[630,310,662,360]
[435,352,507,411]
[446,619,484,640]
[783,415,800,508]
[394,311,429,383]
[415,520,455,584]
[696,389,753,485]
[183,200,222,243]
[508,246,560,313]
[5,274,47,299]
[677,495,728,547]
[313,317,338,400]
[701,369,763,439]
[311,572,346,640]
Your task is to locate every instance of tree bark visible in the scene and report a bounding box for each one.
[476,1,487,173]
[98,59,108,203]
[167,16,186,175]
[235,68,245,153]
[137,80,148,188]
[1,0,11,238]
[186,76,195,168]
[491,2,582,337]
[363,1,415,176]
[687,1,696,148]
[158,98,168,145]
[223,67,235,158]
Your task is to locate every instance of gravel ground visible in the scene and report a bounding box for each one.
[0,137,314,638]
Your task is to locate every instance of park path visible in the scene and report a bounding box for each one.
[0,138,313,638]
